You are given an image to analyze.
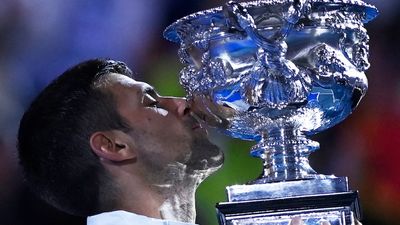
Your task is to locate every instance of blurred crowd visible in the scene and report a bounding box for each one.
[0,1,399,225]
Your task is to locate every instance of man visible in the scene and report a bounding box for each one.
[17,59,334,225]
[17,59,224,225]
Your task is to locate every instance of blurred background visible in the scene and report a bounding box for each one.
[0,0,398,225]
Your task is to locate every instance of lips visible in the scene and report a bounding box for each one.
[188,114,207,132]
[192,124,201,130]
[188,96,232,129]
[191,116,204,130]
[189,112,203,128]
[192,122,204,130]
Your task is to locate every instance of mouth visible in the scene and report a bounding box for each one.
[189,112,208,132]
[188,96,232,132]
[192,123,202,130]
[191,120,206,132]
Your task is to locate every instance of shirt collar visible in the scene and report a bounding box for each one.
[87,210,197,225]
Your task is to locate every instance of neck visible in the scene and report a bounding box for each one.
[113,162,214,223]
[158,171,200,223]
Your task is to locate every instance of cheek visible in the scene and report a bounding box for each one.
[135,117,191,149]
[145,116,188,139]
[155,108,169,116]
[147,107,170,118]
[154,129,193,163]
[131,111,193,153]
[139,135,193,168]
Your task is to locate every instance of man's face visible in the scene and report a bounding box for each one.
[105,73,223,176]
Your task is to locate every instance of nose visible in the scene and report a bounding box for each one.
[159,97,190,117]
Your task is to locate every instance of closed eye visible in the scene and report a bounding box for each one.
[148,100,160,107]
[142,88,169,116]
[143,94,160,107]
[142,87,161,108]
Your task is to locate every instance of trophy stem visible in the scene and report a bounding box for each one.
[250,126,321,183]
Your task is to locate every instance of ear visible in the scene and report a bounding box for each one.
[90,130,136,162]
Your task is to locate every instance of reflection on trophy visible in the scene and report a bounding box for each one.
[164,0,378,224]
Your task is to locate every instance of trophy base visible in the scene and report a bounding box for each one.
[216,177,361,225]
[227,177,349,201]
[217,191,360,225]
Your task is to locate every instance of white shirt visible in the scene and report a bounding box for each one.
[87,210,197,225]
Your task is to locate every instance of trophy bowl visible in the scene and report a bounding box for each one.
[165,0,378,224]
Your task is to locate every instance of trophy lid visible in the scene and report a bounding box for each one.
[164,0,378,43]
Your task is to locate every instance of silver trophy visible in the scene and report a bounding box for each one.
[164,0,378,224]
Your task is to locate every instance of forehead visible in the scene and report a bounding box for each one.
[104,73,152,102]
[105,73,153,91]
[105,73,147,88]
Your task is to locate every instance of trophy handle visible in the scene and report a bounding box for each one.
[223,0,308,79]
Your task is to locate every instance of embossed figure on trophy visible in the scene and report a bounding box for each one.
[223,0,311,109]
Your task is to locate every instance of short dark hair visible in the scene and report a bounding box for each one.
[17,59,133,216]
